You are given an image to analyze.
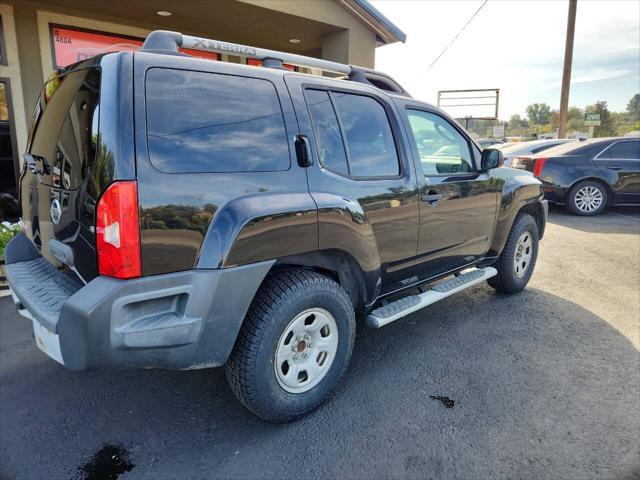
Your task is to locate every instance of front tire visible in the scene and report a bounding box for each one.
[226,270,356,423]
[566,180,607,216]
[488,213,539,294]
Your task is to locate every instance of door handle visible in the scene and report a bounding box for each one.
[422,189,443,206]
[294,134,313,167]
[607,165,622,170]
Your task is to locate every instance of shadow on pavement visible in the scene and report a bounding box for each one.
[0,284,639,479]
[547,203,640,235]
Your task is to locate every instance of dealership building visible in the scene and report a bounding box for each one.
[0,0,405,220]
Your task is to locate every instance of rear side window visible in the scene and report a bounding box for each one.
[29,68,101,189]
[602,141,640,159]
[146,68,289,173]
[305,89,399,178]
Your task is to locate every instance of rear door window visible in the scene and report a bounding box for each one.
[604,141,640,159]
[332,92,399,177]
[29,68,101,189]
[304,89,400,178]
[145,68,290,173]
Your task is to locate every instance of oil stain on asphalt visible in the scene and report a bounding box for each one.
[430,395,455,408]
[76,444,134,480]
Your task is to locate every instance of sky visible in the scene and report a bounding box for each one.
[371,0,640,119]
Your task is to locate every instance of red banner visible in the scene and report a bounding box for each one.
[51,26,219,67]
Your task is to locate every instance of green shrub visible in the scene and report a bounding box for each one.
[0,223,21,260]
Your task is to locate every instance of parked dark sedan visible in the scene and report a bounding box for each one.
[511,137,640,215]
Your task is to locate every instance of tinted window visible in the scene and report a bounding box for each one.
[332,93,399,177]
[531,142,562,154]
[146,69,289,173]
[29,68,101,189]
[405,110,473,175]
[305,89,348,175]
[605,141,640,159]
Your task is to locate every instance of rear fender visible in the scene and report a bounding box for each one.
[196,192,318,269]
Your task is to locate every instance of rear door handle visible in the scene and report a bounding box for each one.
[422,189,443,206]
[607,165,622,170]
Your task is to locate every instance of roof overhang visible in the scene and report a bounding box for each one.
[339,0,407,45]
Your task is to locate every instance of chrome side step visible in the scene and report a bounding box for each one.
[366,267,497,328]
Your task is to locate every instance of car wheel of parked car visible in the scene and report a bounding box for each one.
[488,213,539,294]
[566,180,608,216]
[226,269,356,423]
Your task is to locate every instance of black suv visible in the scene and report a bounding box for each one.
[5,31,547,423]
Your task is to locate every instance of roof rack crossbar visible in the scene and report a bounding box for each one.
[141,30,409,96]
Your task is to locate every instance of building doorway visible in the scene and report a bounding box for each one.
[0,78,19,222]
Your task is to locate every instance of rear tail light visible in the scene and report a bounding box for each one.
[511,157,521,168]
[533,157,548,177]
[96,181,141,279]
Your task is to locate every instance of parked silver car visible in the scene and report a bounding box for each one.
[498,139,575,166]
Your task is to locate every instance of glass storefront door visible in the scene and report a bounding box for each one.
[0,79,19,221]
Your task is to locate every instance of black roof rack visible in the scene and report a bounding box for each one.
[141,30,409,97]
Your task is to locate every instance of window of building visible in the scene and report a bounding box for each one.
[603,141,640,159]
[146,68,290,173]
[50,25,220,68]
[305,89,400,178]
[405,109,474,175]
[0,79,19,220]
[0,16,6,66]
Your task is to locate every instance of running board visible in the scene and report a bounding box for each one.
[366,267,497,328]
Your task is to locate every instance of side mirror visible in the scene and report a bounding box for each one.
[481,148,504,170]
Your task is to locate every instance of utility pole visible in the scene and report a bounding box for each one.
[558,0,577,139]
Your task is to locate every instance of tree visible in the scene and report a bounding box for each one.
[526,103,551,125]
[567,107,583,128]
[508,114,527,130]
[585,101,614,137]
[627,94,640,122]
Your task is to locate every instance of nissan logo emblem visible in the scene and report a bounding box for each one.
[50,199,62,225]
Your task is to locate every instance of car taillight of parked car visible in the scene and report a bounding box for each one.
[96,181,141,279]
[533,158,548,178]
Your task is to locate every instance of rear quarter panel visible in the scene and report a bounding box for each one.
[133,53,317,275]
[539,155,617,202]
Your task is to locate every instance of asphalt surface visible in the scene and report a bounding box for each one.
[1,205,639,480]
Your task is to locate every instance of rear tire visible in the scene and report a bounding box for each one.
[565,180,608,216]
[488,213,539,294]
[226,269,356,423]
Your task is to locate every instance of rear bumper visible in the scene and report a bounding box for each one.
[4,233,273,371]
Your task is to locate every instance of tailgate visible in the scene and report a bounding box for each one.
[22,67,101,281]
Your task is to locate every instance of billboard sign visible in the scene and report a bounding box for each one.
[584,113,601,126]
[50,26,219,67]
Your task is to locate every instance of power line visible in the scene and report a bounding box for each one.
[426,0,489,72]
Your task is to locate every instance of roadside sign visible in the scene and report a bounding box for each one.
[584,113,601,126]
[492,125,505,137]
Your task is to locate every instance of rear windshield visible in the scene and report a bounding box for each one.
[145,68,290,173]
[540,140,604,157]
[28,68,101,190]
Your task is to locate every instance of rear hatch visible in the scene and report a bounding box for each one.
[21,67,101,282]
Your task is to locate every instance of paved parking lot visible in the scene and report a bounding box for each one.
[1,205,639,480]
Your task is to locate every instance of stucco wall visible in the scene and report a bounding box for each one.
[2,0,380,156]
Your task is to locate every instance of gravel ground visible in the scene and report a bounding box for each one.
[1,205,639,480]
